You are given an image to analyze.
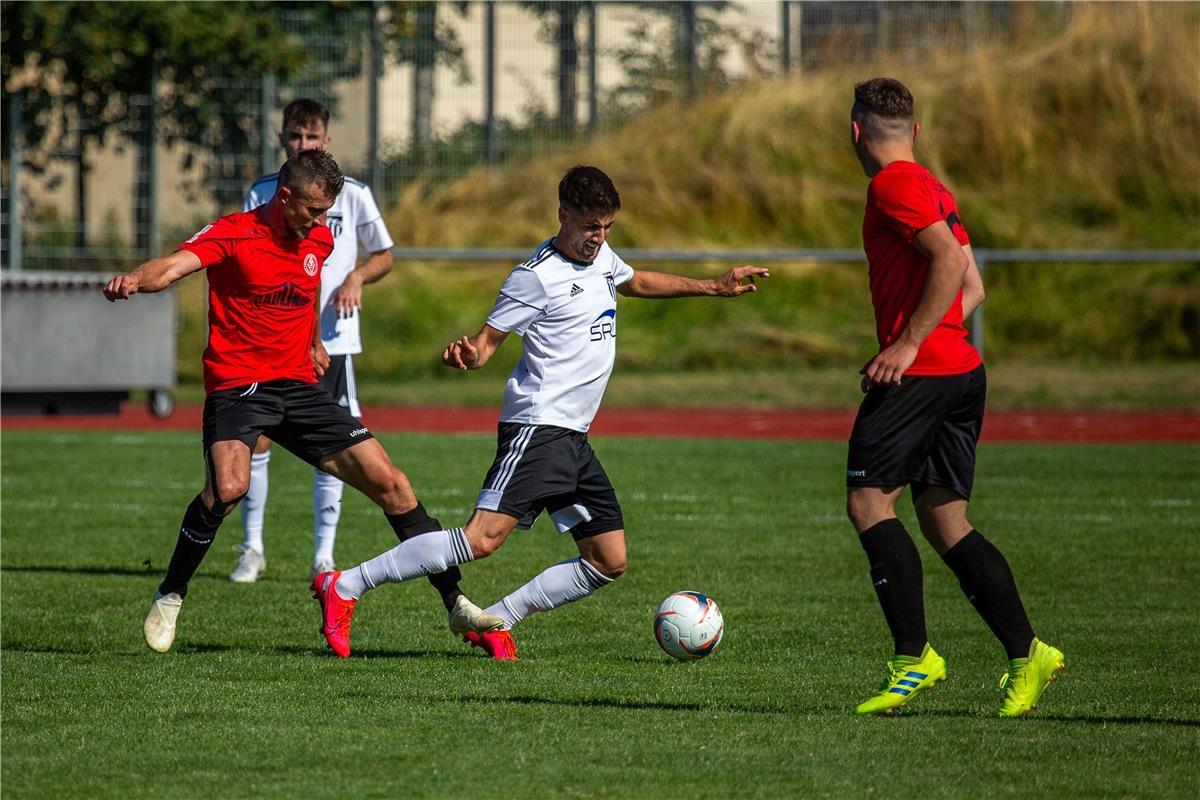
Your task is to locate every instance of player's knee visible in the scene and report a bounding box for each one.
[582,545,626,579]
[846,495,871,531]
[207,479,248,516]
[595,556,626,580]
[372,468,415,510]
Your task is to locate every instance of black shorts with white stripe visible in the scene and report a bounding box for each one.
[202,379,373,467]
[475,423,624,539]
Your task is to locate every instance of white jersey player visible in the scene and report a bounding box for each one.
[309,165,769,661]
[230,99,392,583]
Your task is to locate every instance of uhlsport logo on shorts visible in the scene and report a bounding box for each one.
[303,253,319,276]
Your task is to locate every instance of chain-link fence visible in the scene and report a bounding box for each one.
[2,0,1031,272]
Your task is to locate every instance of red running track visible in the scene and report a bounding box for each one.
[3,404,1197,443]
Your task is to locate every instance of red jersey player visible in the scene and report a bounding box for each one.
[104,149,501,654]
[843,78,1064,718]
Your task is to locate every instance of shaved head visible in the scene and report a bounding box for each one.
[852,77,916,142]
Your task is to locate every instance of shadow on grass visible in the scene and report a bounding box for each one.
[1,564,164,578]
[454,693,793,716]
[0,640,479,661]
[912,709,1200,728]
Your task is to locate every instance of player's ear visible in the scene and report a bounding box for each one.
[912,122,920,144]
[850,119,863,144]
[558,206,569,226]
[278,131,288,151]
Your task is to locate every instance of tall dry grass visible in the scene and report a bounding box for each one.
[385,3,1199,251]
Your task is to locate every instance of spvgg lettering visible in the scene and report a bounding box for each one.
[589,309,617,341]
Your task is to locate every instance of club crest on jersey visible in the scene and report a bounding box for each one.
[327,214,343,238]
[303,253,319,276]
[589,308,616,341]
[604,272,616,299]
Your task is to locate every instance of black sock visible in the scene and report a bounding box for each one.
[940,530,1036,660]
[386,502,463,612]
[159,494,225,598]
[859,518,927,658]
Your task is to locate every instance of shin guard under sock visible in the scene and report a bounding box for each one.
[160,494,225,598]
[940,530,1036,659]
[859,518,928,658]
[386,503,463,611]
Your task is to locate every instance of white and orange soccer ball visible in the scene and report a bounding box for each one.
[654,591,724,661]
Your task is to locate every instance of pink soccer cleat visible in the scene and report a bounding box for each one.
[463,629,518,661]
[311,570,356,658]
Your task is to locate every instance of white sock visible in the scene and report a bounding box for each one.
[312,469,343,565]
[240,450,271,554]
[488,557,613,630]
[335,528,473,600]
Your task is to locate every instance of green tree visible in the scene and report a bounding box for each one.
[1,2,318,248]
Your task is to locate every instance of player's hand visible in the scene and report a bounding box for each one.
[312,340,330,377]
[103,273,139,302]
[332,273,364,318]
[713,265,770,297]
[860,340,919,391]
[442,336,479,370]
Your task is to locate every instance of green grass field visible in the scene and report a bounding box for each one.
[2,430,1198,798]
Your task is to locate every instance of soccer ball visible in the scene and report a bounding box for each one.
[654,591,724,661]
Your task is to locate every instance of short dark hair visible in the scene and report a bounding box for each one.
[279,149,343,200]
[558,165,621,215]
[281,98,330,132]
[853,78,914,121]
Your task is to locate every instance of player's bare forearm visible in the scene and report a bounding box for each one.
[618,266,768,299]
[102,250,202,301]
[960,245,985,318]
[333,250,393,317]
[900,223,970,348]
[356,250,394,285]
[442,324,508,371]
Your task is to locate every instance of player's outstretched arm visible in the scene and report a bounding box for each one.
[442,324,509,371]
[618,265,769,299]
[103,250,203,302]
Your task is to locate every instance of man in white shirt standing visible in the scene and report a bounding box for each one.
[231,98,391,584]
[232,100,499,640]
[309,165,769,660]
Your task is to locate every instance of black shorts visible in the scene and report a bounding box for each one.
[475,423,624,540]
[318,354,361,418]
[202,379,374,467]
[846,364,986,501]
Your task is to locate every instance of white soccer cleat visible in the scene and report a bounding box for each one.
[229,548,266,583]
[311,558,336,581]
[143,591,183,653]
[448,595,505,635]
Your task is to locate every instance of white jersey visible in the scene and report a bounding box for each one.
[243,172,394,356]
[486,239,635,433]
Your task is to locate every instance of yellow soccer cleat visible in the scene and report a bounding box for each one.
[855,644,947,715]
[998,638,1065,718]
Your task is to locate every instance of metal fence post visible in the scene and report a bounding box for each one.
[680,3,698,99]
[971,255,986,358]
[369,0,383,194]
[147,68,160,260]
[260,72,277,175]
[587,2,599,135]
[7,90,22,272]
[485,1,498,166]
[781,1,791,74]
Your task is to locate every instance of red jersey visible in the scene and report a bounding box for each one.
[862,160,981,376]
[177,208,334,393]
